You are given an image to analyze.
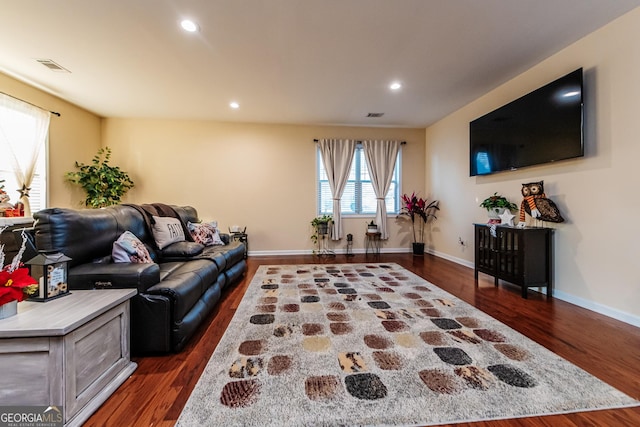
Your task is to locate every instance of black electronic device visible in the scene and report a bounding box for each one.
[470,68,584,176]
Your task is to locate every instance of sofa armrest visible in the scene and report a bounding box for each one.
[69,262,160,293]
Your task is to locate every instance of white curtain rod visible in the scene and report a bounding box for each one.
[0,91,61,117]
[313,139,406,144]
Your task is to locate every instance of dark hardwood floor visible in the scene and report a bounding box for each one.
[85,253,640,426]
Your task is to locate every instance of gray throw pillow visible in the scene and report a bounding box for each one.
[151,216,186,249]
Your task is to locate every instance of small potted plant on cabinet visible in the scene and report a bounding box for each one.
[479,192,517,223]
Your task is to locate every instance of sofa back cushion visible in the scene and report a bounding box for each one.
[111,205,153,243]
[34,207,122,267]
[33,204,198,267]
[34,205,152,267]
[172,205,199,225]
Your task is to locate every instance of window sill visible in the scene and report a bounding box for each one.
[332,214,399,219]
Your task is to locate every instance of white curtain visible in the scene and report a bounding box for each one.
[318,139,356,240]
[362,140,400,240]
[0,94,50,217]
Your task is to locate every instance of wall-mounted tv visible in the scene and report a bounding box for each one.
[470,68,584,176]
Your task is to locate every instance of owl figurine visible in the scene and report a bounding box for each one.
[519,181,564,223]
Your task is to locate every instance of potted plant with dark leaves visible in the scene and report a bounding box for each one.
[399,193,439,255]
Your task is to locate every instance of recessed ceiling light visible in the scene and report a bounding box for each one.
[230,102,240,109]
[180,19,199,33]
[389,81,402,91]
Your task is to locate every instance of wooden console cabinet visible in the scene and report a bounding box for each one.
[474,224,553,298]
[0,289,137,426]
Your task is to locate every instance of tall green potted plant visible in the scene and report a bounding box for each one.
[66,147,135,208]
[399,193,439,255]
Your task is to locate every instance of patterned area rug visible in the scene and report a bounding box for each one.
[177,264,638,426]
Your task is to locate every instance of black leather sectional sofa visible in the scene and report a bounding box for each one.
[32,204,246,354]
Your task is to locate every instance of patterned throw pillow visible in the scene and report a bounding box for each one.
[188,221,224,246]
[112,231,153,263]
[151,216,186,249]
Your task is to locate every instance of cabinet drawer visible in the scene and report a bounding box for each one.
[0,337,63,406]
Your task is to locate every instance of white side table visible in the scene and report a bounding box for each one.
[0,289,137,427]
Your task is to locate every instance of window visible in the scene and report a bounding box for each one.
[317,145,400,215]
[0,96,48,214]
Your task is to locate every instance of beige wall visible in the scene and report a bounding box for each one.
[102,119,425,253]
[425,9,640,323]
[0,72,102,208]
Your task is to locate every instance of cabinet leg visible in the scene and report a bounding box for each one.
[522,287,528,299]
[494,277,498,287]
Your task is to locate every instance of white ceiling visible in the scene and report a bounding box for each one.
[1,0,638,127]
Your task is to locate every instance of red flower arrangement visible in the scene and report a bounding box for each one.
[0,266,38,305]
[0,226,38,306]
[399,193,440,243]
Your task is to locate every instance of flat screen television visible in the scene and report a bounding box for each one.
[470,68,584,176]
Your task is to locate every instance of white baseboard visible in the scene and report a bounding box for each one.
[248,249,310,257]
[426,251,640,328]
[426,248,475,269]
[248,248,640,328]
[248,247,411,257]
[550,290,640,328]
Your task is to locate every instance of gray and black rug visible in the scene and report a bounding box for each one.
[177,263,638,426]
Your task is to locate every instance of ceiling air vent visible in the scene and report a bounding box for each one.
[36,59,71,73]
[366,113,384,118]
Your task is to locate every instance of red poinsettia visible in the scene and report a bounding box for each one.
[0,265,38,305]
[399,192,440,243]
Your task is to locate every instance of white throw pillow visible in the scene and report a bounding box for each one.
[188,221,225,246]
[112,231,153,263]
[151,216,186,249]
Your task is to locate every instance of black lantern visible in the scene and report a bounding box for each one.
[346,233,354,257]
[26,251,72,301]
